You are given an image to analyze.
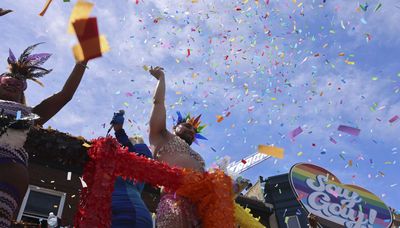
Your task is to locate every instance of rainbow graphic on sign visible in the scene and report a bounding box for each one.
[289,163,393,228]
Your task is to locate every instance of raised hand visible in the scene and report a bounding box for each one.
[111,110,125,131]
[149,66,165,80]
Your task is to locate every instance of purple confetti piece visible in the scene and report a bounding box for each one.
[338,125,361,136]
[288,126,303,140]
[329,137,337,144]
[389,115,399,123]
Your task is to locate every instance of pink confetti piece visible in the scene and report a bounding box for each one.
[288,126,303,140]
[187,49,191,57]
[389,115,399,123]
[338,125,360,136]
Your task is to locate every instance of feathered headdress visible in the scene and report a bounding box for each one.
[174,111,207,141]
[3,43,52,87]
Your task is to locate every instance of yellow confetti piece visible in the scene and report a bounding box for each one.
[271,97,277,101]
[68,0,94,34]
[82,142,92,148]
[297,151,303,156]
[258,145,284,159]
[372,76,378,80]
[123,102,129,107]
[345,60,355,65]
[176,91,182,95]
[143,65,149,71]
[297,2,303,7]
[339,52,345,56]
[191,0,198,3]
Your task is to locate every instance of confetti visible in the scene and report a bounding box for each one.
[16,111,21,120]
[79,177,87,188]
[39,0,54,16]
[258,145,284,159]
[374,3,382,12]
[338,125,361,136]
[82,142,92,148]
[288,126,303,140]
[389,115,399,123]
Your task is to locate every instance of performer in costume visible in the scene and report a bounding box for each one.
[0,43,88,227]
[110,110,153,228]
[148,66,207,228]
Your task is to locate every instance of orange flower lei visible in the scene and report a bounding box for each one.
[75,137,234,228]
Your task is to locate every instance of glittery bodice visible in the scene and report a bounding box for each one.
[155,135,205,172]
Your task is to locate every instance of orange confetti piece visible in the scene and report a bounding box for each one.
[258,145,284,159]
[39,0,53,16]
[216,115,224,123]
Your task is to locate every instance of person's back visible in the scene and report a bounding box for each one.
[110,111,153,228]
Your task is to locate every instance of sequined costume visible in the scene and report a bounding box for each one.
[155,135,205,228]
[0,100,33,227]
[112,129,153,228]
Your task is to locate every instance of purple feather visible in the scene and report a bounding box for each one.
[26,53,52,66]
[7,49,16,64]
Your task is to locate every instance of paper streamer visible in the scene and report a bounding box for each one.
[288,126,303,140]
[258,145,284,159]
[39,0,53,16]
[337,125,361,136]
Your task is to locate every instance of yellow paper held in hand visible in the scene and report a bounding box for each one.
[68,0,94,34]
[68,1,109,62]
[73,35,109,62]
[258,145,284,159]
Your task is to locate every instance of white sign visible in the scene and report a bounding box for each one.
[306,175,377,228]
[227,152,270,174]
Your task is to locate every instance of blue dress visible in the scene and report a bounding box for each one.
[112,129,153,228]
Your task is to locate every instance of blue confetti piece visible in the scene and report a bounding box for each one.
[16,111,21,120]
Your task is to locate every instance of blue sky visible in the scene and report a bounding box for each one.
[1,0,399,209]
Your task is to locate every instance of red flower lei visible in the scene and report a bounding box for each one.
[74,137,234,228]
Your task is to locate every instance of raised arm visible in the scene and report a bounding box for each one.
[149,66,168,147]
[32,60,88,126]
